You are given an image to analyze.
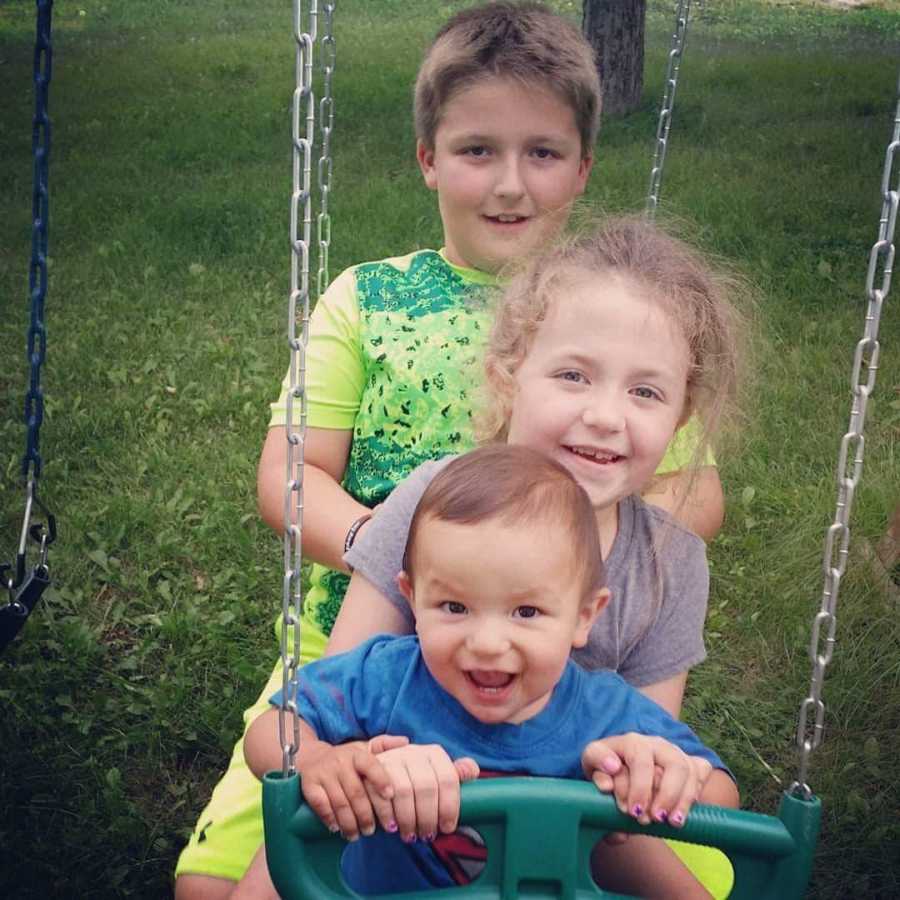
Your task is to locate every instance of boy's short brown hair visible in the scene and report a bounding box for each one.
[403,445,604,601]
[414,2,601,154]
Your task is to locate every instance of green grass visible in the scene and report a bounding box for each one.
[2,0,899,896]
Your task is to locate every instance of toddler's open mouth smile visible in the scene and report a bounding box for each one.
[465,669,515,697]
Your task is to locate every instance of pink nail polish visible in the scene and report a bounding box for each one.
[386,820,398,833]
[632,804,643,817]
[654,810,668,823]
[672,811,685,826]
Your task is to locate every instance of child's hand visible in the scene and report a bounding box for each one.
[300,734,409,840]
[582,734,713,828]
[366,743,480,843]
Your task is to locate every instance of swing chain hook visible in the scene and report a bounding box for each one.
[791,69,900,801]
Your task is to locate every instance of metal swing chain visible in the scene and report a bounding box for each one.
[280,0,337,777]
[791,70,900,800]
[2,0,56,637]
[279,0,317,776]
[316,3,336,299]
[646,0,693,218]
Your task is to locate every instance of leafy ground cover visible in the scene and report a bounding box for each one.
[1,1,898,896]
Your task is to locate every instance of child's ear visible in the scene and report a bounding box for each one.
[676,388,693,429]
[416,140,438,191]
[572,588,610,649]
[575,153,594,196]
[396,570,415,608]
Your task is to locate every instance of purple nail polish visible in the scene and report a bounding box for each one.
[632,804,643,817]
[425,832,436,842]
[654,810,668,823]
[402,833,415,844]
[672,811,685,826]
[386,820,398,834]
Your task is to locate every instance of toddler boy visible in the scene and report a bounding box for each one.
[244,445,737,897]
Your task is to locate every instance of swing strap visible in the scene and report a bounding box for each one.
[263,774,820,900]
[2,0,57,650]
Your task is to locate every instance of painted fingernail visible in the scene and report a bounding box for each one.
[425,832,436,842]
[401,833,415,844]
[632,804,643,817]
[386,820,398,834]
[672,811,685,826]
[654,809,668,823]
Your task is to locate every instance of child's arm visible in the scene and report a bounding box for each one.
[257,425,372,572]
[642,466,725,542]
[244,707,405,841]
[638,672,687,719]
[326,572,413,656]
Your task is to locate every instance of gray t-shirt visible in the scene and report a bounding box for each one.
[345,457,708,688]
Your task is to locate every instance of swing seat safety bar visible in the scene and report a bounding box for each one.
[263,773,820,900]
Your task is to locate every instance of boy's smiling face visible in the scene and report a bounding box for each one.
[398,515,608,725]
[417,76,592,275]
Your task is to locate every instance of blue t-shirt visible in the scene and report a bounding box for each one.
[271,635,727,894]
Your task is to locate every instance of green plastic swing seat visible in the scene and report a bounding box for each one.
[263,773,820,899]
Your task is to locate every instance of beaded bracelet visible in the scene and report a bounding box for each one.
[343,513,373,571]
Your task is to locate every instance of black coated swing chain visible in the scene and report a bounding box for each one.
[24,0,52,486]
[2,0,57,649]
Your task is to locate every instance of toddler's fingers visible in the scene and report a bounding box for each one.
[426,756,465,837]
[405,754,442,840]
[581,740,624,781]
[385,762,418,843]
[453,756,480,784]
[590,770,615,793]
[368,733,409,756]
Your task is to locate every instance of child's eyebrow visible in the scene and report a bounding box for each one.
[421,574,461,594]
[453,130,573,145]
[550,349,682,381]
[507,588,543,603]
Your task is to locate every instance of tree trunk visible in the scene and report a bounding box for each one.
[582,0,645,118]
